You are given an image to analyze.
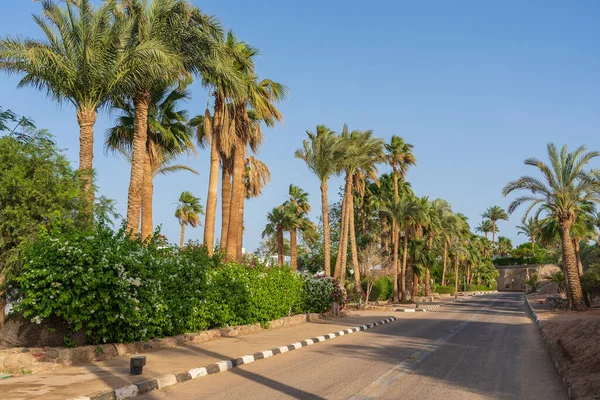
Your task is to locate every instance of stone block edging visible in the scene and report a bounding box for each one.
[394,304,445,312]
[0,313,321,373]
[524,296,574,399]
[70,317,397,400]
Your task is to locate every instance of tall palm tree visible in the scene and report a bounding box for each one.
[201,31,252,255]
[385,135,416,199]
[0,0,145,209]
[475,220,494,239]
[175,191,204,249]
[294,125,341,276]
[106,87,196,240]
[226,73,287,261]
[482,205,508,243]
[516,217,540,257]
[335,127,385,285]
[121,0,191,235]
[262,206,293,266]
[503,143,600,311]
[237,156,271,259]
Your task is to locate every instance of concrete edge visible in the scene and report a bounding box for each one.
[72,317,398,400]
[394,304,445,312]
[524,296,574,399]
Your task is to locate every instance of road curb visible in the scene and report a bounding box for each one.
[524,296,574,399]
[394,303,444,312]
[70,317,397,400]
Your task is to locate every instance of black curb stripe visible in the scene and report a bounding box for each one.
[232,357,245,367]
[175,372,192,383]
[287,344,296,351]
[253,352,265,360]
[136,378,159,395]
[271,347,281,355]
[205,364,220,375]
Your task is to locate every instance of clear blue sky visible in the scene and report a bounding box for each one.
[1,1,599,251]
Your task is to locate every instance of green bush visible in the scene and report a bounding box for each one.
[582,264,600,297]
[466,283,496,292]
[433,285,455,295]
[364,276,393,301]
[12,223,332,344]
[494,255,557,266]
[299,274,334,313]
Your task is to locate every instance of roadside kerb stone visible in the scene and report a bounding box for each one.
[394,303,445,312]
[71,317,397,400]
[525,296,574,399]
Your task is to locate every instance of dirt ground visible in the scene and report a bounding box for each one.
[529,290,600,400]
[0,314,84,350]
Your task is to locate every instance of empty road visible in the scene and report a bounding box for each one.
[137,293,567,400]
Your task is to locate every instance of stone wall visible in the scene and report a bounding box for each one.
[0,313,321,375]
[495,264,561,292]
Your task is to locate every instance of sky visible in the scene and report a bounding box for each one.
[1,1,599,252]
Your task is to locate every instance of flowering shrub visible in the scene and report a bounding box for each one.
[299,273,335,313]
[331,280,349,310]
[12,224,332,344]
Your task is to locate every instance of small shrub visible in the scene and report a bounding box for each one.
[467,284,496,292]
[582,264,600,297]
[299,274,335,313]
[331,280,349,310]
[433,285,455,295]
[363,276,393,301]
[526,273,539,293]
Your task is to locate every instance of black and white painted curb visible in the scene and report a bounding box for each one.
[71,317,397,400]
[394,303,444,312]
[525,296,574,399]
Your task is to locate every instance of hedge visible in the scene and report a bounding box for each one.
[433,285,455,295]
[363,276,394,301]
[493,256,557,266]
[12,224,336,344]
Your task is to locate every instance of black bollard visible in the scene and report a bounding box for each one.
[130,356,146,375]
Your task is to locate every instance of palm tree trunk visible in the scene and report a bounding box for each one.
[560,221,586,311]
[277,228,284,266]
[381,214,389,252]
[126,91,151,235]
[335,173,351,281]
[531,237,535,257]
[573,238,584,276]
[349,192,361,291]
[454,255,459,296]
[361,201,367,236]
[492,221,496,243]
[220,160,232,250]
[180,222,185,249]
[392,225,399,302]
[401,230,408,301]
[425,268,431,296]
[203,96,223,256]
[441,241,448,286]
[413,269,419,299]
[290,229,297,271]
[237,196,245,261]
[321,181,331,276]
[77,108,97,217]
[141,153,153,240]
[226,141,244,261]
[0,275,6,328]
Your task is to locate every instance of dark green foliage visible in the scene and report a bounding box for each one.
[494,255,557,266]
[433,285,455,295]
[363,276,393,301]
[0,130,84,280]
[581,264,600,298]
[466,283,497,292]
[12,224,333,344]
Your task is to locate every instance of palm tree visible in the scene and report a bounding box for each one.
[517,217,540,257]
[475,220,494,239]
[283,184,312,271]
[0,0,145,209]
[107,87,196,240]
[201,31,252,255]
[226,73,287,261]
[385,135,416,199]
[262,206,293,266]
[482,205,508,243]
[237,156,271,260]
[175,191,204,249]
[121,0,191,235]
[503,143,600,311]
[295,125,341,276]
[497,236,512,257]
[335,127,385,285]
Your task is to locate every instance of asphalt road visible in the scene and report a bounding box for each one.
[137,293,567,400]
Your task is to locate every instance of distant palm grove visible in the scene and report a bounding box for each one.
[1,0,600,340]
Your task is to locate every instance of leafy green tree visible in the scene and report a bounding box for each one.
[503,143,600,311]
[175,191,203,248]
[295,125,341,276]
[482,205,508,243]
[0,129,84,327]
